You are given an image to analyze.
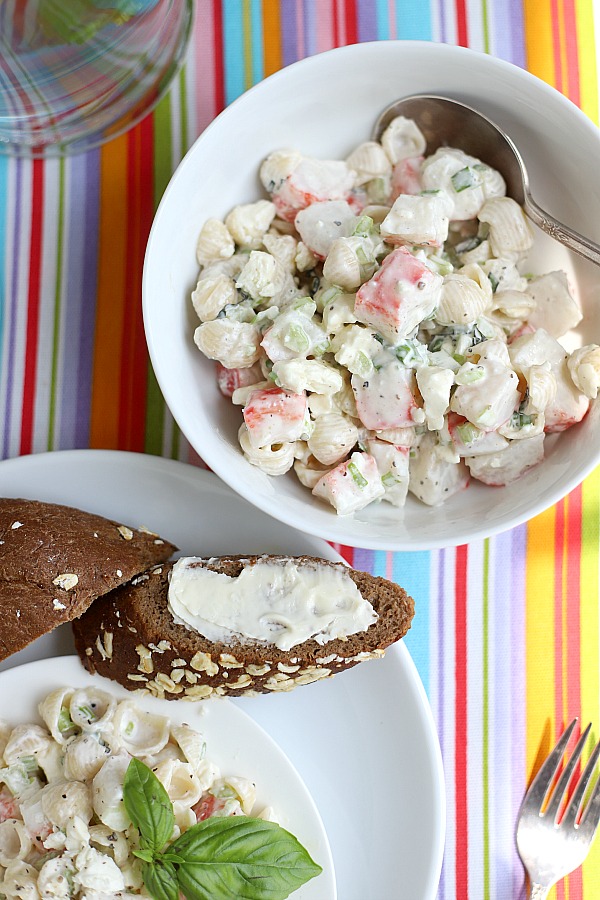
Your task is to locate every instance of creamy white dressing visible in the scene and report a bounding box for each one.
[167,557,378,651]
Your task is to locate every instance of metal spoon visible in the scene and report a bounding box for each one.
[372,94,600,267]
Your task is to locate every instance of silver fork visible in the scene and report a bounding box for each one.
[516,719,600,899]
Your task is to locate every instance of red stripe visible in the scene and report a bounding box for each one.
[213,0,225,113]
[566,487,583,899]
[329,543,355,565]
[454,0,469,47]
[455,544,469,899]
[20,160,44,455]
[344,0,358,45]
[118,118,153,452]
[332,0,341,47]
[562,0,581,105]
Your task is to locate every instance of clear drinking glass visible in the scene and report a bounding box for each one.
[0,0,193,156]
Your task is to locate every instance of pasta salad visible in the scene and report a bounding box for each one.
[190,116,600,514]
[0,686,320,899]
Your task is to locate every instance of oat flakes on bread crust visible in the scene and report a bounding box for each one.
[72,555,415,699]
[0,498,177,662]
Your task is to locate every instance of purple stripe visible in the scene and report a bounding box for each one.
[437,0,448,43]
[437,548,447,900]
[75,150,100,447]
[357,0,378,41]
[353,547,375,573]
[492,0,526,67]
[3,158,22,459]
[280,0,299,66]
[303,0,317,57]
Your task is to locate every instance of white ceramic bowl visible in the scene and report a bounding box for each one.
[143,41,600,551]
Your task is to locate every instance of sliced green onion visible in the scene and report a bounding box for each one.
[382,471,400,487]
[510,410,534,428]
[455,236,482,254]
[124,721,135,736]
[420,189,442,196]
[348,461,368,488]
[78,705,97,723]
[451,166,480,192]
[355,245,370,266]
[488,272,499,292]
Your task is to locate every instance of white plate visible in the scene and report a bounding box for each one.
[0,656,334,899]
[0,449,445,899]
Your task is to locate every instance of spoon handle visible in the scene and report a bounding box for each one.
[524,194,600,267]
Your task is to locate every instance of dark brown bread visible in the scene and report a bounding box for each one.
[0,498,177,661]
[72,555,415,699]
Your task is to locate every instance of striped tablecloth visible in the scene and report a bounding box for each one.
[1,2,599,898]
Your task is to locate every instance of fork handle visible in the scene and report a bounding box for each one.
[529,884,549,900]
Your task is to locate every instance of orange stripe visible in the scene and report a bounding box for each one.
[262,0,282,76]
[524,0,556,86]
[90,136,129,449]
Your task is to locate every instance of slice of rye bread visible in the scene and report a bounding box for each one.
[72,555,415,700]
[0,498,177,662]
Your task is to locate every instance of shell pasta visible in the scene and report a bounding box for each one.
[190,116,597,512]
[0,688,272,900]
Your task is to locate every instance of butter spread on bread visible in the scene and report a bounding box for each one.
[168,556,378,650]
[0,498,177,662]
[72,555,415,699]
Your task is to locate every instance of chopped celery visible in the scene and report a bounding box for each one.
[354,351,373,377]
[451,167,480,193]
[57,708,74,733]
[456,364,485,385]
[352,215,374,238]
[20,755,39,776]
[284,324,310,353]
[456,422,483,444]
[78,705,97,724]
[382,471,400,487]
[348,461,368,488]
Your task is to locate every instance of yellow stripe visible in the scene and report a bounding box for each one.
[525,504,557,777]
[575,0,599,121]
[524,0,556,86]
[580,468,600,894]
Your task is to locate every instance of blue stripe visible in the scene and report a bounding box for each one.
[393,550,431,695]
[395,0,433,40]
[375,0,391,40]
[250,0,264,85]
[223,0,246,104]
[0,155,8,377]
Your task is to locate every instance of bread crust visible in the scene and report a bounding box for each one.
[0,498,177,661]
[72,555,415,699]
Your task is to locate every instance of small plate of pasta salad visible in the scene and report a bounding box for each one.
[189,115,598,517]
[0,657,335,900]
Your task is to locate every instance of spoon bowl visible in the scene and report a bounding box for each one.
[373,94,600,267]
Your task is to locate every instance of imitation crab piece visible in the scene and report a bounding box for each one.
[352,359,419,430]
[509,329,590,432]
[313,451,385,515]
[216,362,264,398]
[243,387,310,449]
[408,432,470,506]
[465,433,545,486]
[354,246,442,344]
[269,157,355,223]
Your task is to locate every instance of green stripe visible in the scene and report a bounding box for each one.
[482,538,490,898]
[481,0,491,54]
[144,91,174,457]
[47,158,66,451]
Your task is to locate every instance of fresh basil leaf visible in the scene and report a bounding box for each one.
[142,859,179,900]
[133,846,155,863]
[123,758,175,853]
[169,816,322,900]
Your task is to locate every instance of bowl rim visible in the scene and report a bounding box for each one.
[143,40,600,551]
